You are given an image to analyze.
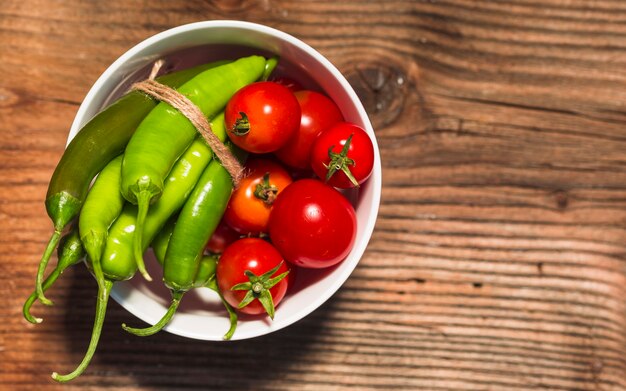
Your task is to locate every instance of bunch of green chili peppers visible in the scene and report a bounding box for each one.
[23,55,276,382]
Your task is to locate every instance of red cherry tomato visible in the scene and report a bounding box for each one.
[224,158,293,235]
[205,219,240,254]
[269,179,356,268]
[310,122,374,189]
[275,91,344,169]
[217,238,291,317]
[225,82,301,153]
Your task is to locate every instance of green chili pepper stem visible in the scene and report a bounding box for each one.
[218,290,238,341]
[24,267,64,324]
[51,279,113,383]
[206,276,238,340]
[35,230,61,306]
[82,232,106,291]
[133,191,153,282]
[25,227,86,323]
[121,290,183,337]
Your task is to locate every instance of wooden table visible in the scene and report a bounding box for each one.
[2,1,625,389]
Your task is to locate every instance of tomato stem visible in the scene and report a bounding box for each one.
[232,112,250,136]
[324,133,359,187]
[230,261,289,319]
[253,172,278,205]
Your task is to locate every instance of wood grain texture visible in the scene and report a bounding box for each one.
[2,0,626,389]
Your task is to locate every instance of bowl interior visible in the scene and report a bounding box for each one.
[68,21,381,340]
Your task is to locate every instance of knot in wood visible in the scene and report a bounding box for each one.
[345,62,408,130]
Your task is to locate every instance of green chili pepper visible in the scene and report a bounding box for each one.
[120,55,267,282]
[192,255,218,288]
[99,117,228,279]
[51,114,228,382]
[148,220,238,340]
[165,161,233,290]
[23,226,85,324]
[78,154,125,292]
[152,219,218,287]
[34,60,228,305]
[108,115,228,274]
[141,112,227,242]
[151,216,175,265]
[156,230,220,286]
[123,159,235,338]
[51,203,138,383]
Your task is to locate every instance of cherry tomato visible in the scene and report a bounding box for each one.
[310,122,374,189]
[275,91,344,169]
[225,81,301,154]
[205,219,240,254]
[217,238,291,317]
[269,179,356,268]
[224,158,293,235]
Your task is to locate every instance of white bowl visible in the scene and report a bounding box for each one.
[67,20,381,340]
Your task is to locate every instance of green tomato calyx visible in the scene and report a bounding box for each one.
[232,112,251,136]
[230,261,289,319]
[253,172,279,205]
[323,133,359,187]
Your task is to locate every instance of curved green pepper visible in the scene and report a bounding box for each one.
[164,161,233,291]
[124,159,235,338]
[151,216,175,266]
[78,154,125,292]
[23,226,85,324]
[148,218,237,340]
[51,114,228,382]
[34,60,227,305]
[51,207,138,383]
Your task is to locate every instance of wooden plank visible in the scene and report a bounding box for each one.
[1,0,626,390]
